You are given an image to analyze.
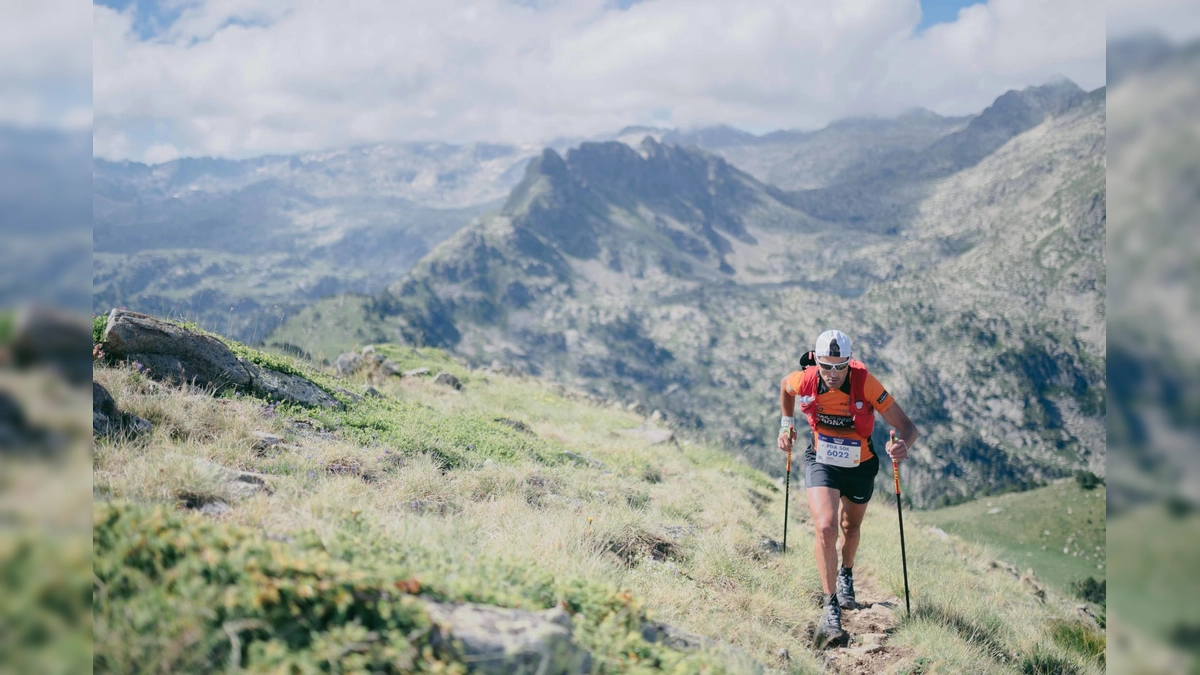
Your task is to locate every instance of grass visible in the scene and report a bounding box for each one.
[93,328,1105,674]
[912,481,1106,595]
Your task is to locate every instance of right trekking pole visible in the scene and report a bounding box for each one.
[891,429,912,617]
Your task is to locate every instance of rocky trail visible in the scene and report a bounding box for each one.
[820,573,913,675]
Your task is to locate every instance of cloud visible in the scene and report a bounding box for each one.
[93,0,1106,163]
[0,0,91,130]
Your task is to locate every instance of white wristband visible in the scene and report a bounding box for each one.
[780,416,795,432]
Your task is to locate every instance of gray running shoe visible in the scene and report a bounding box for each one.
[814,597,847,648]
[837,567,856,609]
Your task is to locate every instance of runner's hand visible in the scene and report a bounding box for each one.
[778,427,796,453]
[886,429,908,462]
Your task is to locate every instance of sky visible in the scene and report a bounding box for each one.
[84,0,1120,163]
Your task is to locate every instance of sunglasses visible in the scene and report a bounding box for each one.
[817,359,850,372]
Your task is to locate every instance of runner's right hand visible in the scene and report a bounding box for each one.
[778,427,796,453]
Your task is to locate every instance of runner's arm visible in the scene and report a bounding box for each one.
[778,376,798,452]
[879,403,918,461]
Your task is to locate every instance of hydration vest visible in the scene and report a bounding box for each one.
[796,355,876,439]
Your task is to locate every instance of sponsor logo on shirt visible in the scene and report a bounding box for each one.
[816,412,854,428]
[877,391,889,405]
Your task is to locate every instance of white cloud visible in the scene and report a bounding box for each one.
[93,0,1106,163]
[0,0,91,130]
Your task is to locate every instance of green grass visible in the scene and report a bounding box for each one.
[913,481,1106,595]
[1107,506,1200,638]
[92,327,1107,674]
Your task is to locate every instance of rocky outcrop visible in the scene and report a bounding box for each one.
[433,371,463,390]
[101,309,338,409]
[92,381,154,441]
[423,601,591,674]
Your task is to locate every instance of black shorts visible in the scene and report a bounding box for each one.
[804,436,880,504]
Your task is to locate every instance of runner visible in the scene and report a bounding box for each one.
[777,329,919,647]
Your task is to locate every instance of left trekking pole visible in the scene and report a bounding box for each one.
[782,446,792,554]
[891,429,912,616]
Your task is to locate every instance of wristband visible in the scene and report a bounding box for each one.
[779,416,795,433]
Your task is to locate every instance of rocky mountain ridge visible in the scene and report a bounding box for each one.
[279,81,1107,507]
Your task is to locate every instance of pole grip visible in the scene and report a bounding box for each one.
[893,460,901,495]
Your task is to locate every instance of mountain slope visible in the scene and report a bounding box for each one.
[92,141,539,343]
[91,326,1105,674]
[276,83,1105,508]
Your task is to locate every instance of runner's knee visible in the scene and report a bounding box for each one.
[815,518,838,542]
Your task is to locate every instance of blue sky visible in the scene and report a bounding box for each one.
[916,0,982,32]
[92,0,1108,163]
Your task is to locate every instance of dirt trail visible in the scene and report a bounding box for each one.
[820,574,914,675]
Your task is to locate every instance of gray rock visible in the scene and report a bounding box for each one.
[241,359,339,409]
[640,620,714,652]
[617,425,674,445]
[197,499,232,517]
[361,345,376,355]
[92,381,154,441]
[495,417,534,434]
[11,304,93,384]
[926,526,950,541]
[333,387,364,403]
[103,309,252,389]
[379,359,400,377]
[363,386,384,398]
[334,352,364,377]
[251,431,284,452]
[402,366,431,377]
[560,451,604,468]
[423,600,591,674]
[759,537,783,554]
[433,371,463,390]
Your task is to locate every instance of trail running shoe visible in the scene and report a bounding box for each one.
[814,596,847,648]
[837,566,856,609]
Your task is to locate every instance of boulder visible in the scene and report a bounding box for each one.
[333,387,364,403]
[403,367,431,377]
[242,360,339,409]
[423,601,591,675]
[92,381,154,441]
[100,310,338,409]
[11,304,93,384]
[335,352,364,377]
[433,371,463,390]
[363,386,384,398]
[379,359,400,377]
[102,309,251,389]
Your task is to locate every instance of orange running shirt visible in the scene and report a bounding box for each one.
[782,368,895,460]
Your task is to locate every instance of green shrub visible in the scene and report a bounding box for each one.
[93,313,108,344]
[1074,470,1102,490]
[1071,577,1105,604]
[1018,648,1078,675]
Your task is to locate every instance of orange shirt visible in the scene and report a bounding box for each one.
[782,368,894,460]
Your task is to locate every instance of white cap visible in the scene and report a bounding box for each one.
[814,330,852,358]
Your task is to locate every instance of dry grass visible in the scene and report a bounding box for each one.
[93,354,1103,674]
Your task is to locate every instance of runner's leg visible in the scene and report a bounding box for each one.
[839,497,869,568]
[807,486,841,595]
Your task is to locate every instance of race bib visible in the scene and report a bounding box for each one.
[815,433,861,468]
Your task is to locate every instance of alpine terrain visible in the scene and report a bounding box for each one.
[272,81,1106,508]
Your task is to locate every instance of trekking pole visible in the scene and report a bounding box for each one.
[891,429,912,616]
[782,446,792,554]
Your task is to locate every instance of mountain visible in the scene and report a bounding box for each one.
[271,82,1106,507]
[93,141,540,341]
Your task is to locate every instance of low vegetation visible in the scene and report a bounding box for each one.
[93,330,1104,673]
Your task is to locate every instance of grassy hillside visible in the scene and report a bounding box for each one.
[913,481,1106,596]
[92,327,1104,674]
